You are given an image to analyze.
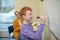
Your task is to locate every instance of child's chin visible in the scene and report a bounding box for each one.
[29,21,32,23]
[29,20,33,22]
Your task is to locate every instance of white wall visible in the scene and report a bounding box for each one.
[41,0,60,40]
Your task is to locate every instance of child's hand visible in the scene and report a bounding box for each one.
[40,16,46,24]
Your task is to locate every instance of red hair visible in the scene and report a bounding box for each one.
[19,6,32,18]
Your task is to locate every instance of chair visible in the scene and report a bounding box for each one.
[8,25,15,40]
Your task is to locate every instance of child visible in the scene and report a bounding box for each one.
[13,11,22,40]
[19,6,45,40]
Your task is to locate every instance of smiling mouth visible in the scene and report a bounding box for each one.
[30,18,32,19]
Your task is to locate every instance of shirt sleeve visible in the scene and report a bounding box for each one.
[20,24,44,39]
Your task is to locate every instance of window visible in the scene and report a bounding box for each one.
[0,0,15,31]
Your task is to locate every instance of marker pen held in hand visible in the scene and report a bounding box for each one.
[36,16,49,26]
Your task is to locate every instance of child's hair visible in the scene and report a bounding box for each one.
[19,6,32,18]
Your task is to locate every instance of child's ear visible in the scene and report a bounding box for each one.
[22,15,25,19]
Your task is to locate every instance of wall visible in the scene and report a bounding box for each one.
[14,0,42,22]
[41,0,60,40]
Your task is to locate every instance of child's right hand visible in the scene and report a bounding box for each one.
[40,16,46,24]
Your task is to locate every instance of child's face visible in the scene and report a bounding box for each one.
[23,10,33,22]
[15,12,20,19]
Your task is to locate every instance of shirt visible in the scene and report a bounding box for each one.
[20,23,44,40]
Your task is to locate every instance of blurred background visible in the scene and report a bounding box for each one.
[0,0,60,40]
